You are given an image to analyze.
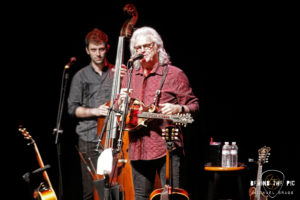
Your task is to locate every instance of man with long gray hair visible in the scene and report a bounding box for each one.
[117,26,199,200]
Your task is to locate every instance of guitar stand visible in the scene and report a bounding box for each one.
[22,164,52,183]
[22,165,54,200]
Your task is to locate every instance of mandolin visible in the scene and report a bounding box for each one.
[124,99,194,131]
[150,126,190,200]
[19,127,57,200]
[249,146,271,200]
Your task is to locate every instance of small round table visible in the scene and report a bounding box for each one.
[204,165,248,200]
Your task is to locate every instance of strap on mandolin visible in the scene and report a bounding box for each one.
[152,65,169,107]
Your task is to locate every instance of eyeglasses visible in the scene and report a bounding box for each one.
[134,42,154,52]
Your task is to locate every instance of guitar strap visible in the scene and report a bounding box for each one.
[152,65,169,107]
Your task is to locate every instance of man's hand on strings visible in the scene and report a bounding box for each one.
[90,103,109,117]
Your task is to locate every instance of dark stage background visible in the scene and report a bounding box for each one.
[7,1,296,200]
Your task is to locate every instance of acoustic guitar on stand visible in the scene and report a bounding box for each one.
[249,146,271,200]
[150,126,190,200]
[19,127,57,200]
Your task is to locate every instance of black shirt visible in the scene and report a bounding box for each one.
[67,62,114,142]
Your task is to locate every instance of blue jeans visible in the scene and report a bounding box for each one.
[131,148,183,200]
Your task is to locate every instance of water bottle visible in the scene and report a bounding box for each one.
[221,142,231,167]
[231,142,238,167]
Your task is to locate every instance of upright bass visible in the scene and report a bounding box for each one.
[96,4,138,200]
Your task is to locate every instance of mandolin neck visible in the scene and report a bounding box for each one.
[139,112,174,120]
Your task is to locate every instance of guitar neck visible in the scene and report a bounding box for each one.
[33,142,54,190]
[255,164,263,200]
[165,142,174,187]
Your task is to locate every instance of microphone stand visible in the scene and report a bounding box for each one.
[52,66,70,200]
[116,60,134,153]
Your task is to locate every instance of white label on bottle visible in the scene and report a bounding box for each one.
[231,150,237,154]
[222,150,230,155]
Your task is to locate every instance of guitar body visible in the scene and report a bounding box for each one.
[36,189,57,200]
[249,187,268,200]
[150,187,190,200]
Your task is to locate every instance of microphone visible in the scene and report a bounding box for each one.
[128,54,144,63]
[64,57,77,69]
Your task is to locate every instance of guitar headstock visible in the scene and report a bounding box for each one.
[258,146,271,165]
[162,126,179,143]
[172,113,194,127]
[18,127,35,144]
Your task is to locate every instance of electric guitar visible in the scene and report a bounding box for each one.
[19,127,57,200]
[125,99,194,131]
[249,146,271,200]
[150,126,190,200]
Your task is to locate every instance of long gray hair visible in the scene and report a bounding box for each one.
[129,26,171,69]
